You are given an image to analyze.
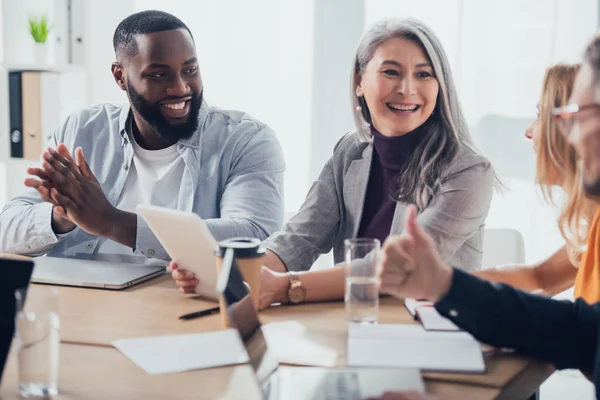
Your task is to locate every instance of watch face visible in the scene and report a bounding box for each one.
[288,286,305,304]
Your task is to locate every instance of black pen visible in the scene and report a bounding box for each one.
[179,306,220,321]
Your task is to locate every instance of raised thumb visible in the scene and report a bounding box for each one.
[404,204,426,243]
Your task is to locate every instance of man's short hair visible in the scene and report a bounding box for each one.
[113,10,193,58]
[585,34,600,86]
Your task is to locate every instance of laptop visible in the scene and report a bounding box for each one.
[217,256,426,400]
[32,256,166,290]
[0,258,34,386]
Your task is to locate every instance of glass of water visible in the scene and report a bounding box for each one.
[15,287,60,398]
[344,238,381,323]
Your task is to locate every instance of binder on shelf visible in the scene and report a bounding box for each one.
[21,72,43,160]
[8,72,23,158]
[8,72,62,160]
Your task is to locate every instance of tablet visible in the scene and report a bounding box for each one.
[137,205,218,299]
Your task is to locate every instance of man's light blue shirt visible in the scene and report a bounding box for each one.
[0,100,285,260]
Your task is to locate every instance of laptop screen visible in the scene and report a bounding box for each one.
[0,258,34,386]
[219,258,278,383]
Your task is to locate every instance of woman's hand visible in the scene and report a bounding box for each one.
[171,260,292,306]
[259,266,290,310]
[170,261,200,294]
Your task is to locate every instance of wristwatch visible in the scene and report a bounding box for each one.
[287,272,306,304]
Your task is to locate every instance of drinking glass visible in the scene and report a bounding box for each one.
[15,287,60,398]
[344,238,381,323]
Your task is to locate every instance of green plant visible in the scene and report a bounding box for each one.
[28,15,52,43]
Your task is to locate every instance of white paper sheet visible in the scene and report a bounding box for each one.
[263,321,338,367]
[112,329,248,375]
[113,321,338,375]
[347,324,485,373]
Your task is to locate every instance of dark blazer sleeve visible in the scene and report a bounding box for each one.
[435,269,600,376]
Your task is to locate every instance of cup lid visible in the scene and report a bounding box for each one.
[215,237,266,258]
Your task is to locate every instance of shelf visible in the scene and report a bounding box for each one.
[0,63,84,73]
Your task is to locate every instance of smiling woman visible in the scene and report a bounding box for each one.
[350,19,482,210]
[171,19,496,308]
[354,37,439,138]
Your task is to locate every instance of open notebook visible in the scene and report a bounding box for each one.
[404,298,461,332]
[347,323,486,373]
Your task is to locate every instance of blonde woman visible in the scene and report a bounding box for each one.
[171,18,495,306]
[475,64,597,300]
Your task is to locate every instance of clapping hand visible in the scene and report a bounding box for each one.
[25,144,119,238]
[25,145,79,233]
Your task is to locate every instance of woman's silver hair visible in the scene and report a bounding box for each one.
[351,18,479,208]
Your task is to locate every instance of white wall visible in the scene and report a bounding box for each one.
[310,0,364,181]
[85,0,135,104]
[0,1,3,64]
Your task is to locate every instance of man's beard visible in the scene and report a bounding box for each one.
[127,80,202,144]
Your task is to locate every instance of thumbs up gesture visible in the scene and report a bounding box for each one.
[379,205,454,302]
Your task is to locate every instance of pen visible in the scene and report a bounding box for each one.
[178,306,220,321]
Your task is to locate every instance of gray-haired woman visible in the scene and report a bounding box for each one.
[171,18,495,308]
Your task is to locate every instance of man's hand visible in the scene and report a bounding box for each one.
[379,205,454,302]
[35,145,119,238]
[25,145,77,233]
[170,261,200,294]
[50,206,77,234]
[26,144,137,247]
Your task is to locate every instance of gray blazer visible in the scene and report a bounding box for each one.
[264,132,494,272]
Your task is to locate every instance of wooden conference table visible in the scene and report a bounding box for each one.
[0,253,554,399]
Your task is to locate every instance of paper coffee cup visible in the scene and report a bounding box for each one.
[215,237,265,327]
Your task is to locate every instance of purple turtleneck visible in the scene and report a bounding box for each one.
[357,126,425,244]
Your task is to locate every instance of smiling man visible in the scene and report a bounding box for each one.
[0,11,285,261]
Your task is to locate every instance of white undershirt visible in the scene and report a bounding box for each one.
[97,123,185,259]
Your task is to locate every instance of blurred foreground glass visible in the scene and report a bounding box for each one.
[15,287,60,398]
[344,238,381,323]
